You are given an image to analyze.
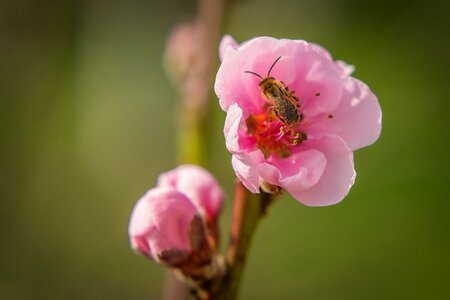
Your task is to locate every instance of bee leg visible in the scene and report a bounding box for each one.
[274,126,288,141]
[295,132,307,145]
[265,105,277,121]
[283,128,305,145]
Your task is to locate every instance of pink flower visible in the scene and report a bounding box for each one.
[128,165,224,266]
[215,36,382,206]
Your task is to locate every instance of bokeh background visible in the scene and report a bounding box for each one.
[1,0,449,299]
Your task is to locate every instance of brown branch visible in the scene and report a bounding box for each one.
[215,182,274,300]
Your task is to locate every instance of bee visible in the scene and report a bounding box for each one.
[245,56,301,127]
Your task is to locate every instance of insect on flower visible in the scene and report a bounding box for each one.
[216,36,382,205]
[245,57,302,130]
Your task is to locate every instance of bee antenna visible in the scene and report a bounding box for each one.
[267,56,282,77]
[244,71,263,79]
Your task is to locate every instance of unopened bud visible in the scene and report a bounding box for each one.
[128,187,198,263]
[129,165,226,287]
[164,21,197,86]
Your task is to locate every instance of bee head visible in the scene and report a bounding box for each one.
[259,77,275,89]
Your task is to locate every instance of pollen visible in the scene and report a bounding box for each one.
[245,109,306,159]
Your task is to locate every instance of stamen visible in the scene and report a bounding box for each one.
[246,108,307,158]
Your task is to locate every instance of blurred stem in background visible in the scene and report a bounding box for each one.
[165,0,227,166]
[164,0,276,298]
[164,0,226,299]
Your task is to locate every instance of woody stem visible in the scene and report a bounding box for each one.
[215,181,274,300]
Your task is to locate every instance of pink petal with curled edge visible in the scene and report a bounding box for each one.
[231,153,261,193]
[310,43,354,76]
[158,165,224,221]
[336,60,355,76]
[290,135,355,206]
[223,103,243,153]
[219,34,238,62]
[307,78,382,150]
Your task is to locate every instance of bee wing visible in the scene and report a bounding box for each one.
[275,83,299,105]
[262,79,298,106]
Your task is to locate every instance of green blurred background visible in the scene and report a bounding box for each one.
[1,0,449,299]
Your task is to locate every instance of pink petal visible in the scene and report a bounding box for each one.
[128,187,198,256]
[232,153,261,193]
[223,103,260,154]
[130,235,153,257]
[215,36,302,112]
[219,35,238,62]
[128,191,155,237]
[310,43,354,76]
[147,231,174,260]
[150,189,198,252]
[307,78,382,150]
[223,103,243,153]
[309,42,334,62]
[290,46,344,117]
[290,135,355,206]
[336,60,355,76]
[258,149,327,193]
[215,38,262,112]
[158,165,224,221]
[270,56,296,86]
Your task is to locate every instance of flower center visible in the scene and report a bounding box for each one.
[245,108,307,159]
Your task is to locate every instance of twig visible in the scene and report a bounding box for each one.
[215,182,274,300]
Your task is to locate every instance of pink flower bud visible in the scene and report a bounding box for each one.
[164,21,197,85]
[129,165,225,272]
[158,164,224,222]
[128,187,201,265]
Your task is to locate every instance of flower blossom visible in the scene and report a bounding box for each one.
[128,165,224,270]
[215,36,382,206]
